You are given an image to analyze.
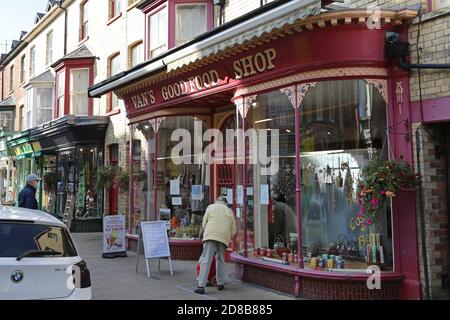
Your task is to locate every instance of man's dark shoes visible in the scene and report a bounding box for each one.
[217,284,224,291]
[195,287,205,294]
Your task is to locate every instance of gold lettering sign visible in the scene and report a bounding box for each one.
[161,69,220,101]
[131,90,156,109]
[233,48,277,80]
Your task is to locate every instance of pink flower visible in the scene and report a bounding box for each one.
[357,212,363,219]
[367,219,373,225]
[370,198,379,207]
[361,207,365,213]
[380,190,385,195]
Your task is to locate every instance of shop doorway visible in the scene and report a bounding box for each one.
[216,114,236,212]
[109,144,119,215]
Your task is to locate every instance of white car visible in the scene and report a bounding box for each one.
[0,206,92,300]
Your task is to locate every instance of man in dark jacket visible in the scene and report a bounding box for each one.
[18,174,40,210]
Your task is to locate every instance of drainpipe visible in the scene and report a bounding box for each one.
[443,125,450,291]
[58,1,68,55]
[415,125,431,300]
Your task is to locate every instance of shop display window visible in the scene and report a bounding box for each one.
[130,116,211,239]
[130,122,155,234]
[241,79,393,271]
[56,147,103,220]
[40,155,57,213]
[157,117,210,239]
[240,91,297,262]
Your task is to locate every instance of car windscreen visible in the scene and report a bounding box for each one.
[0,222,78,258]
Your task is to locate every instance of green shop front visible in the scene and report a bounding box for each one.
[6,130,42,206]
[7,116,109,232]
[0,131,18,205]
[30,115,109,232]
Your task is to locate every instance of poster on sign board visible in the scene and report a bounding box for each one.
[140,221,171,259]
[103,215,126,258]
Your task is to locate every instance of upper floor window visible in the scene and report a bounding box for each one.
[19,105,25,131]
[143,0,212,60]
[109,0,121,20]
[81,0,89,40]
[0,111,14,132]
[108,53,121,111]
[149,6,168,59]
[46,31,54,65]
[433,0,450,9]
[130,41,144,68]
[57,71,66,117]
[110,53,121,77]
[20,55,26,84]
[30,47,36,77]
[175,3,207,46]
[9,65,14,92]
[36,88,53,125]
[70,68,90,115]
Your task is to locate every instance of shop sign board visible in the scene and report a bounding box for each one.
[102,215,126,257]
[135,221,174,279]
[126,48,278,113]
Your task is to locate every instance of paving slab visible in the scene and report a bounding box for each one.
[72,233,296,300]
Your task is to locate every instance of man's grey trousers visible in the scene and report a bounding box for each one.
[198,240,226,288]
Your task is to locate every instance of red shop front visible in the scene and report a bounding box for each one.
[96,8,421,299]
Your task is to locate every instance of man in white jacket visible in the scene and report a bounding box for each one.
[195,196,237,294]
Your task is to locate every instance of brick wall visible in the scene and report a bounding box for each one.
[0,54,27,131]
[413,122,450,299]
[409,12,450,101]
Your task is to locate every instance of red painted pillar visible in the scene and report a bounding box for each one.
[388,44,421,299]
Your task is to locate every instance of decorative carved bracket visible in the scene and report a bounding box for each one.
[280,82,317,109]
[365,79,388,104]
[150,117,166,133]
[235,95,257,119]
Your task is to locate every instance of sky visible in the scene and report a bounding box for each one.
[0,0,48,54]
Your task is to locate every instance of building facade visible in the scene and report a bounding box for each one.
[0,0,449,299]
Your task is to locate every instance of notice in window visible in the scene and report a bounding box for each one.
[237,185,243,205]
[260,184,270,205]
[226,188,233,205]
[170,179,180,195]
[191,185,202,200]
[172,197,182,206]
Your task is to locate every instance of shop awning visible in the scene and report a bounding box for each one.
[5,130,41,160]
[30,115,109,152]
[88,0,321,98]
[0,96,15,107]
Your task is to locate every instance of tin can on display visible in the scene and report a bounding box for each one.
[319,259,325,268]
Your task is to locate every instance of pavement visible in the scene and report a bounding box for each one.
[72,233,296,300]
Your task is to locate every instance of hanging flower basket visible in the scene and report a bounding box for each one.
[356,158,421,231]
[43,171,58,192]
[96,166,117,190]
[117,170,129,193]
